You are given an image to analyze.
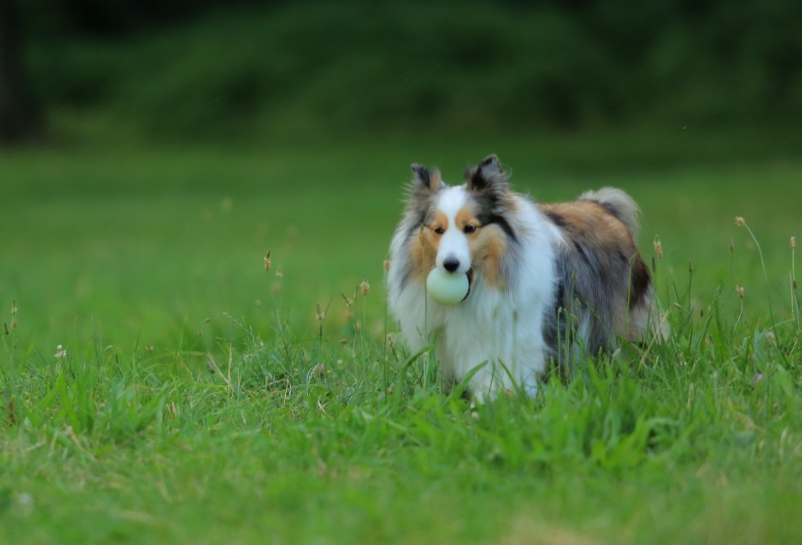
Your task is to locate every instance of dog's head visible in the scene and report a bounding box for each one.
[405,154,517,290]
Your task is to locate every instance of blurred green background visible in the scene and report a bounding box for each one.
[1,0,801,355]
[4,0,802,144]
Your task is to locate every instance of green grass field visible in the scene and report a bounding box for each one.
[2,135,802,544]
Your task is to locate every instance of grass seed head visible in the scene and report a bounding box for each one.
[264,251,272,272]
[360,278,371,296]
[383,258,391,272]
[736,284,745,298]
[653,235,663,259]
[54,345,67,359]
[6,399,16,426]
[735,216,745,227]
[11,300,17,315]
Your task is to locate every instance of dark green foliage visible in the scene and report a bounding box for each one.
[18,0,802,142]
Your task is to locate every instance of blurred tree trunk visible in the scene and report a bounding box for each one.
[0,0,39,144]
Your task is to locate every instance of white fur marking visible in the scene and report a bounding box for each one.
[434,187,471,274]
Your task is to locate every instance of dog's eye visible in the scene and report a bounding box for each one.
[463,224,477,234]
[433,226,445,235]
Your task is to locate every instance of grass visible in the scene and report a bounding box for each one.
[1,135,801,544]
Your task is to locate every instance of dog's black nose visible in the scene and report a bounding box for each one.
[443,257,460,273]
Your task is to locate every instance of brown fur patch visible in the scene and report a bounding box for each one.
[408,211,447,282]
[455,208,481,232]
[540,199,652,351]
[471,225,507,287]
[627,253,651,308]
[430,210,448,234]
[456,205,507,288]
[540,201,630,242]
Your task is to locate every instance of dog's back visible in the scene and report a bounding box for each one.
[539,188,657,377]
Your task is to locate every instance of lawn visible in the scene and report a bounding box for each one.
[1,133,801,544]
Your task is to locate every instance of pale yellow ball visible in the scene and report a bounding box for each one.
[426,268,469,305]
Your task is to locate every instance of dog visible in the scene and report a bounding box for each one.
[386,154,663,401]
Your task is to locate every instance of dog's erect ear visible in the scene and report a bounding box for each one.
[409,163,443,201]
[465,154,509,193]
[411,163,442,192]
[406,164,443,225]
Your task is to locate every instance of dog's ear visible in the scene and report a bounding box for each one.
[411,164,442,191]
[465,154,509,193]
[409,163,442,200]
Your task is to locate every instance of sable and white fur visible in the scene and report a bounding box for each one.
[387,154,662,401]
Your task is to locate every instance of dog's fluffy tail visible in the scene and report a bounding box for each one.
[580,187,641,238]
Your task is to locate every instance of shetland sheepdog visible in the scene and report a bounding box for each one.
[387,154,663,401]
